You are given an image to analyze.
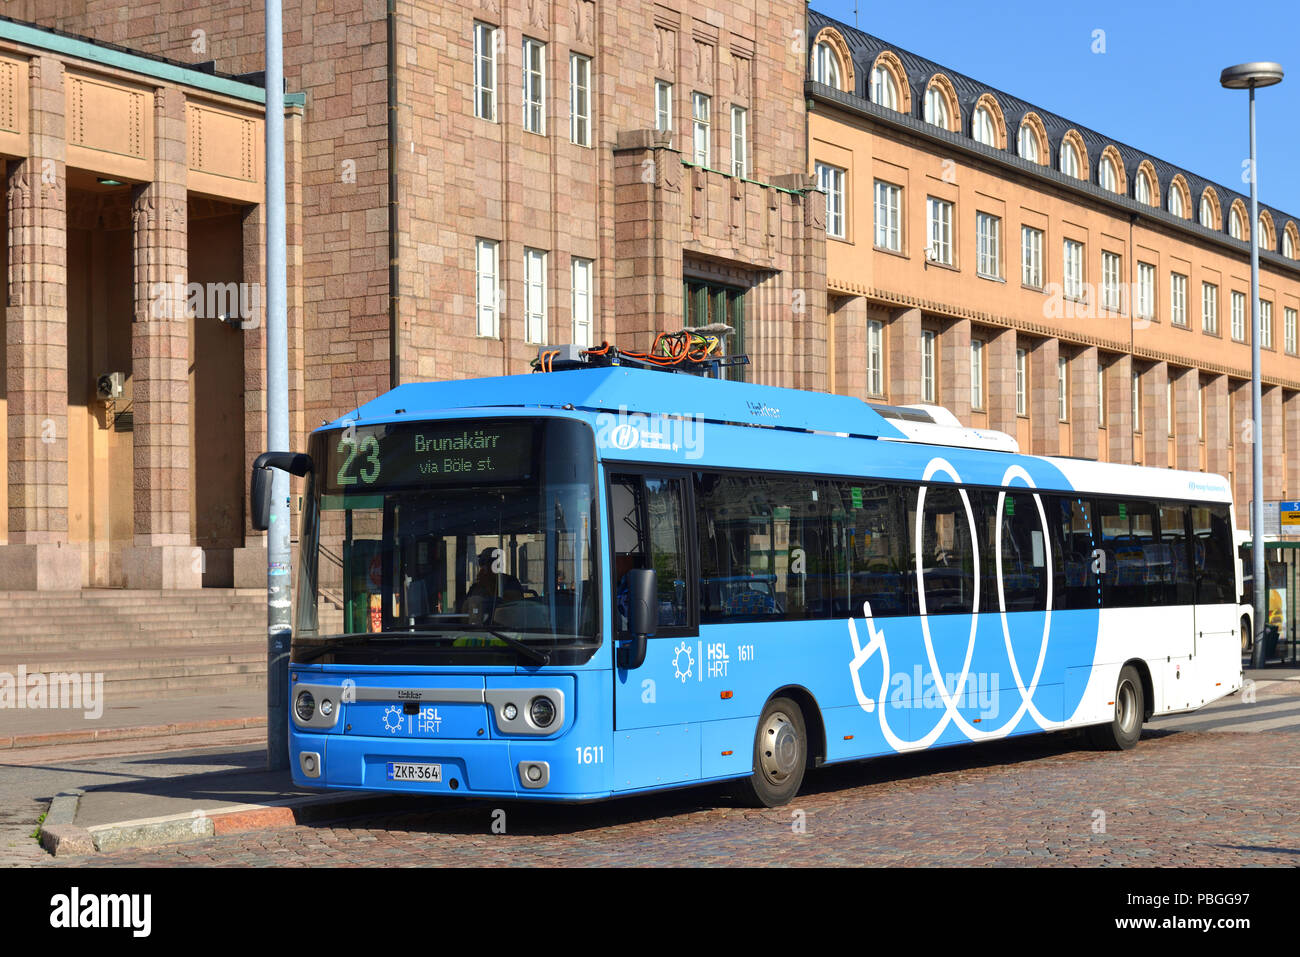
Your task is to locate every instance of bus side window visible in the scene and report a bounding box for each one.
[610,473,691,632]
[1192,504,1235,604]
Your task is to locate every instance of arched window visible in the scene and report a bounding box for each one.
[973,105,996,146]
[1018,123,1038,162]
[812,41,842,89]
[924,85,950,129]
[1134,171,1150,204]
[1200,196,1215,228]
[1258,211,1275,251]
[1168,185,1184,217]
[1230,203,1247,240]
[871,63,897,110]
[1167,175,1190,219]
[1284,223,1298,259]
[1059,139,1080,178]
[1133,162,1157,207]
[1099,155,1118,192]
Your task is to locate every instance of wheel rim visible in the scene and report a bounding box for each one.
[759,710,800,783]
[1116,679,1138,735]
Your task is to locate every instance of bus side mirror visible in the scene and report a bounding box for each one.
[250,451,314,531]
[618,568,657,670]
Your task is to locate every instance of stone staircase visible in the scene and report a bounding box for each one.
[0,589,271,700]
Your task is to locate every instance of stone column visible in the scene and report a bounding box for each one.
[0,56,80,590]
[984,326,1016,437]
[1232,379,1252,511]
[1203,373,1230,481]
[122,86,199,589]
[1172,366,1199,471]
[886,306,921,405]
[831,295,867,401]
[1070,345,1099,460]
[1029,336,1059,456]
[1141,360,1168,468]
[1285,389,1300,501]
[1107,353,1134,464]
[940,317,971,423]
[1263,384,1284,502]
[613,130,682,344]
[233,201,267,587]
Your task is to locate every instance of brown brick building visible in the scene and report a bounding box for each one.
[4,2,1297,592]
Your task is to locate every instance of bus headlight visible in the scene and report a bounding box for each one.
[529,696,556,728]
[320,698,334,718]
[295,690,315,722]
[503,703,518,721]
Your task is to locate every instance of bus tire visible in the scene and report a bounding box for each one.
[1241,616,1252,653]
[734,697,807,808]
[1087,665,1144,751]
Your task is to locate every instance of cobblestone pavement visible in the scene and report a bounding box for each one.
[51,728,1300,867]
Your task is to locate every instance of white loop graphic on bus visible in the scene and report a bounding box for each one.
[847,457,1063,750]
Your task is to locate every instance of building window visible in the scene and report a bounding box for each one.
[691,92,711,166]
[1202,282,1219,335]
[1285,228,1297,260]
[970,338,984,410]
[812,41,842,89]
[1137,262,1156,320]
[1260,299,1273,349]
[731,106,748,178]
[976,212,1000,278]
[1200,195,1216,229]
[1230,207,1245,241]
[972,105,996,146]
[1057,356,1069,422]
[873,180,902,251]
[524,247,547,344]
[474,22,498,121]
[570,54,591,146]
[1132,371,1141,433]
[1021,225,1043,288]
[1098,366,1106,427]
[1017,122,1040,163]
[924,85,950,130]
[571,257,593,346]
[475,238,499,338]
[921,330,936,403]
[1286,307,1297,355]
[1231,290,1247,341]
[1168,184,1185,218]
[683,280,746,381]
[1170,272,1188,327]
[866,320,884,396]
[1135,170,1151,205]
[1099,155,1118,193]
[1059,139,1080,179]
[1101,251,1122,312]
[871,63,898,110]
[1063,239,1083,301]
[818,163,845,240]
[655,80,673,133]
[927,197,953,265]
[522,37,546,134]
[1015,348,1027,416]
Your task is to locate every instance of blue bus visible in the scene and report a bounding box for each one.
[254,364,1242,806]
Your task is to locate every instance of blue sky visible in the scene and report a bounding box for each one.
[812,0,1300,218]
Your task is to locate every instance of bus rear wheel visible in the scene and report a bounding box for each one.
[734,697,807,808]
[1087,665,1144,751]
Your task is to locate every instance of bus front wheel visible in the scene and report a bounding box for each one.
[735,697,807,808]
[1087,665,1144,751]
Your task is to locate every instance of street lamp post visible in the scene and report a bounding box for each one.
[1220,62,1283,670]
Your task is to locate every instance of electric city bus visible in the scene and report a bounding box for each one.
[253,356,1243,807]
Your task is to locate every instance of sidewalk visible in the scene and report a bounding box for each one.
[0,688,266,750]
[30,665,1300,860]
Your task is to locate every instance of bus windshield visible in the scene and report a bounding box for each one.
[293,417,599,665]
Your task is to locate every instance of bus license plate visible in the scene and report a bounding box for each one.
[387,762,442,782]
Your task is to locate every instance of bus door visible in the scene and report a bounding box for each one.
[607,471,701,791]
[1190,503,1240,704]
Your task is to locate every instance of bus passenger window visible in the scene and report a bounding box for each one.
[610,474,690,631]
